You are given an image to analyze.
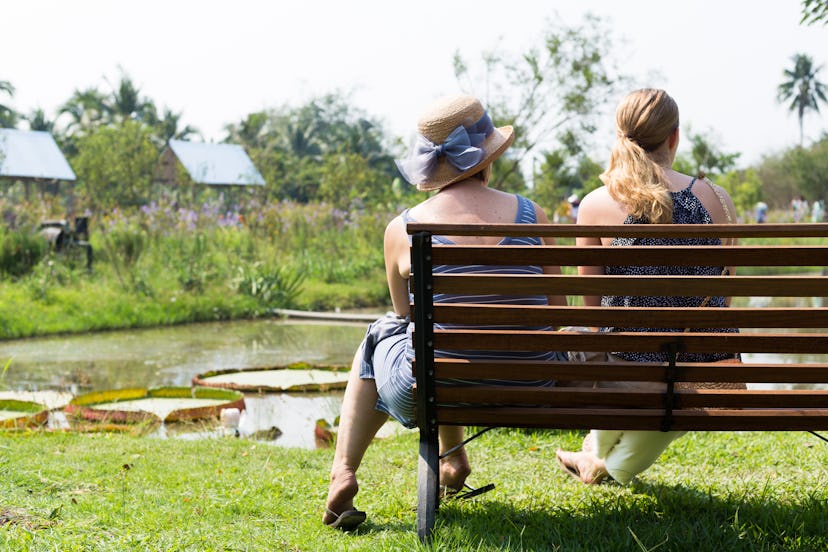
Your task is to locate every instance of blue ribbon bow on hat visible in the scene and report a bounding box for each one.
[396,112,494,186]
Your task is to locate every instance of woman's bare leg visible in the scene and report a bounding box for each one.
[324,352,388,524]
[439,425,471,491]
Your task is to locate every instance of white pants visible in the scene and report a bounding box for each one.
[592,429,685,484]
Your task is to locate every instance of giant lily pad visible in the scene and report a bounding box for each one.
[0,391,73,411]
[0,399,49,429]
[192,361,349,392]
[66,387,245,423]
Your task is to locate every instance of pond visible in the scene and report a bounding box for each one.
[2,306,825,446]
[0,318,373,448]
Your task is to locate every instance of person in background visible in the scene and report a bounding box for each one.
[567,194,581,222]
[755,201,768,223]
[812,199,825,223]
[555,88,739,485]
[323,94,566,530]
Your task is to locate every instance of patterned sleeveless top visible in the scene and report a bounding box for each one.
[403,194,562,385]
[603,179,738,362]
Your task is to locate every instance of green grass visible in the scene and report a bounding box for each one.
[1,429,826,551]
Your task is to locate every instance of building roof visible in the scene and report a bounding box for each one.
[0,128,76,181]
[167,139,265,186]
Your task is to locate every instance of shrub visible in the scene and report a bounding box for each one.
[0,228,48,278]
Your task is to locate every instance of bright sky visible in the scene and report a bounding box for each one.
[2,0,826,168]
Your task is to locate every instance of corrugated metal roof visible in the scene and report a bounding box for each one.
[168,139,265,186]
[0,128,76,181]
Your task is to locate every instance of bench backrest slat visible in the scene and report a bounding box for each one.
[431,358,828,383]
[430,245,828,267]
[408,222,828,238]
[429,274,828,297]
[431,329,828,354]
[435,406,828,431]
[435,386,828,409]
[430,304,828,328]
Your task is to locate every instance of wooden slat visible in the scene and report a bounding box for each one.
[432,358,828,383]
[431,274,828,297]
[432,329,828,354]
[435,386,828,409]
[408,222,828,239]
[428,245,828,267]
[427,304,828,328]
[436,387,665,408]
[675,389,828,409]
[435,406,828,431]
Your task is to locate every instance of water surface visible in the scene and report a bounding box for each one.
[0,318,369,448]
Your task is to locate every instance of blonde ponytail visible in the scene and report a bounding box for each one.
[601,89,679,224]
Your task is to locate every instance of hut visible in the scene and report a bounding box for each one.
[0,128,76,198]
[156,140,264,204]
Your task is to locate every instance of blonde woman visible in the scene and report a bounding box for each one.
[555,88,738,485]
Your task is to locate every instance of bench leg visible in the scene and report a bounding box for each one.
[417,427,439,542]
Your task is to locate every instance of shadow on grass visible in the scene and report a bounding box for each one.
[423,479,828,551]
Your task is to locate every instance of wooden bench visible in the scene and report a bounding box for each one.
[407,222,828,542]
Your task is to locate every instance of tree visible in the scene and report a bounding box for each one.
[103,71,155,124]
[777,53,827,147]
[224,94,396,203]
[0,79,17,128]
[755,135,828,208]
[531,145,602,216]
[71,120,158,211]
[672,128,740,178]
[58,87,109,135]
[453,14,624,189]
[58,71,156,136]
[801,0,828,25]
[145,107,200,147]
[25,108,55,132]
[716,169,763,220]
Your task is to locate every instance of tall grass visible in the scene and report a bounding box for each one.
[0,197,392,339]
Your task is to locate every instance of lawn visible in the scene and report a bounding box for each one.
[1,428,826,551]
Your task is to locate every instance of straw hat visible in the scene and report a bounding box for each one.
[397,95,514,192]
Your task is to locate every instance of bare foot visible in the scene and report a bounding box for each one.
[555,449,609,485]
[582,432,594,453]
[439,448,471,492]
[323,466,359,525]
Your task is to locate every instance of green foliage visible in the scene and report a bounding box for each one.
[756,135,828,207]
[224,93,398,204]
[777,53,827,146]
[0,78,17,128]
[233,263,305,309]
[454,14,625,189]
[716,169,763,220]
[71,120,159,210]
[532,146,603,215]
[801,0,828,25]
[0,227,48,278]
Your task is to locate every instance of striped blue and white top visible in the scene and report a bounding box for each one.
[404,194,563,386]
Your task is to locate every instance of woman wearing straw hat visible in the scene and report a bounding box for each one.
[323,94,566,530]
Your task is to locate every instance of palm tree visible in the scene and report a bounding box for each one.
[25,108,55,132]
[146,107,200,146]
[801,0,828,25]
[104,72,155,123]
[0,79,17,128]
[777,53,828,146]
[224,111,271,149]
[58,87,109,134]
